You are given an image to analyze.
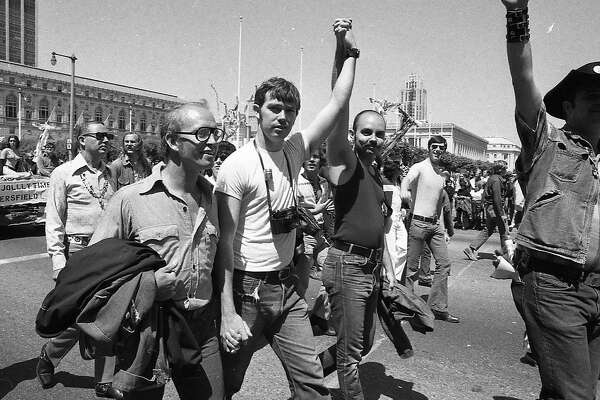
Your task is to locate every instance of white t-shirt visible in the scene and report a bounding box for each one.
[215,133,306,272]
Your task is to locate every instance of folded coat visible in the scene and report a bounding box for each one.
[36,238,165,338]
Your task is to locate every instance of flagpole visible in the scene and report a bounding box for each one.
[236,16,243,145]
[18,88,22,141]
[129,104,133,132]
[299,47,303,130]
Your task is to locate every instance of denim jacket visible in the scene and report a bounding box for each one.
[515,107,600,266]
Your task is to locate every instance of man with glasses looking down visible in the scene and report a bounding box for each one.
[37,121,121,398]
[214,18,357,400]
[90,102,225,399]
[400,136,459,323]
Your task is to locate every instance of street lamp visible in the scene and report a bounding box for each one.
[50,51,77,160]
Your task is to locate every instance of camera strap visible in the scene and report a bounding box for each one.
[253,140,298,215]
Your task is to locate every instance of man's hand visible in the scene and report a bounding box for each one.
[315,198,334,214]
[501,0,529,10]
[52,268,62,281]
[444,232,452,244]
[220,312,252,353]
[333,18,356,51]
[154,270,179,301]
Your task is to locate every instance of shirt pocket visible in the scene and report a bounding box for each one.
[137,224,180,259]
[202,223,219,265]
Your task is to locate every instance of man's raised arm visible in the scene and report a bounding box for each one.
[301,18,357,156]
[502,0,543,128]
[326,19,357,185]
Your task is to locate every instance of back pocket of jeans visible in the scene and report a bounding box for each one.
[533,271,573,291]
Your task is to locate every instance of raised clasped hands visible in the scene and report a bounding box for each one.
[333,18,356,51]
[501,0,529,10]
[220,312,252,354]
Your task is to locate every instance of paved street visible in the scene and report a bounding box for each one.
[0,227,596,400]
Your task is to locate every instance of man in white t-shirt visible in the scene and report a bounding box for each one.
[214,18,358,400]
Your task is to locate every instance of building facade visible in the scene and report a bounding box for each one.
[1,0,37,67]
[385,116,488,161]
[0,60,182,140]
[399,73,427,122]
[485,136,521,171]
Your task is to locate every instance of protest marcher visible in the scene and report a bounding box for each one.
[401,135,459,323]
[35,142,61,177]
[214,18,357,400]
[297,150,334,335]
[501,0,600,398]
[90,102,224,399]
[319,61,397,397]
[463,162,511,261]
[37,121,120,398]
[109,132,152,190]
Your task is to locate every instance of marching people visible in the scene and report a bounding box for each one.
[463,162,511,261]
[90,102,225,399]
[35,142,61,177]
[108,132,152,190]
[37,121,120,398]
[501,0,600,398]
[400,135,459,323]
[214,18,357,400]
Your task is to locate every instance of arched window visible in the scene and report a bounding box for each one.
[5,94,17,119]
[118,110,126,130]
[56,110,63,123]
[95,106,103,122]
[38,98,49,121]
[140,113,146,133]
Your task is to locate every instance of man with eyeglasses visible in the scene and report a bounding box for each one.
[215,18,357,400]
[37,121,121,398]
[400,135,459,323]
[90,102,225,399]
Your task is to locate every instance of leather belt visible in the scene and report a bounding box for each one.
[240,267,293,284]
[409,214,438,224]
[67,235,90,246]
[333,240,381,260]
[515,247,600,285]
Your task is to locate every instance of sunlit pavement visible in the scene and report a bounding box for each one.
[1,228,597,399]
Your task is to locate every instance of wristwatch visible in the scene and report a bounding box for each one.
[345,47,360,59]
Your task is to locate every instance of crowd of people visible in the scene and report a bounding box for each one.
[17,2,600,400]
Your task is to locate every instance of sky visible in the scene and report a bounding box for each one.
[37,0,600,143]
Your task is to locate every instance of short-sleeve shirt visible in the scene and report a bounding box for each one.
[215,133,306,272]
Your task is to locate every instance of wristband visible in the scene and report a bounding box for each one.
[506,7,530,43]
[345,47,360,59]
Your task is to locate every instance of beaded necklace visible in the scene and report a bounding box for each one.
[80,171,110,210]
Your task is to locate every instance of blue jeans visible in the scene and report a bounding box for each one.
[321,246,379,400]
[405,219,451,313]
[517,261,600,399]
[222,268,329,400]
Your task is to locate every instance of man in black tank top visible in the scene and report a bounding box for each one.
[320,99,396,397]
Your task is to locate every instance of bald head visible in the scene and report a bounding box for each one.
[352,110,386,132]
[160,101,217,160]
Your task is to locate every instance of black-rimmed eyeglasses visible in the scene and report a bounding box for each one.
[175,127,224,143]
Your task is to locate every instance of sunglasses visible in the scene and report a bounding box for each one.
[176,127,224,143]
[82,132,114,141]
[430,144,446,151]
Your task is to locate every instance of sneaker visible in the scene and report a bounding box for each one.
[463,247,478,261]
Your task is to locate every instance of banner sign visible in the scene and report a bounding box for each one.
[0,178,50,206]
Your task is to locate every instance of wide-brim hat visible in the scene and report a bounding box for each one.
[543,62,600,120]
